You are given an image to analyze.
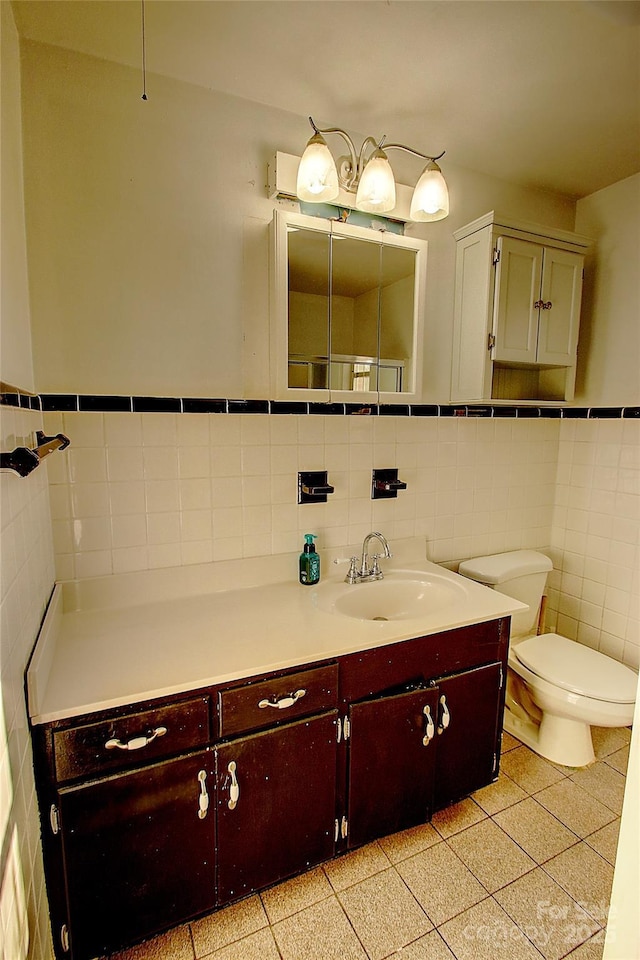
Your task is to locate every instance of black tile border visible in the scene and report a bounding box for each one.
[1,391,637,421]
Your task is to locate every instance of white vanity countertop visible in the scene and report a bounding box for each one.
[28,546,525,724]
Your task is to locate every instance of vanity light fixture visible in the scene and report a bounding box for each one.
[296,117,449,221]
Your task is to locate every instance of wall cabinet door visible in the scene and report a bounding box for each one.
[494,237,583,367]
[346,687,439,849]
[58,750,216,960]
[493,237,543,364]
[215,711,338,904]
[536,246,583,365]
[432,662,504,811]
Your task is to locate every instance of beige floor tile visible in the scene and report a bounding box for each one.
[473,771,528,815]
[378,821,440,864]
[431,797,486,838]
[260,866,333,924]
[534,779,617,839]
[500,746,565,794]
[493,798,578,864]
[391,929,457,959]
[447,818,536,893]
[191,895,268,958]
[590,726,631,760]
[272,895,367,960]
[104,925,194,960]
[494,867,600,960]
[563,932,605,959]
[501,731,521,753]
[543,844,614,924]
[338,867,431,960]
[570,762,626,814]
[202,927,281,960]
[396,841,488,926]
[584,819,621,866]
[603,745,629,775]
[323,841,389,892]
[438,897,545,960]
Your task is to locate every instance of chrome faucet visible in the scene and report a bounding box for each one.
[337,532,393,584]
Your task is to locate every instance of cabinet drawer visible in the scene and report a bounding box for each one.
[218,663,338,738]
[53,696,211,783]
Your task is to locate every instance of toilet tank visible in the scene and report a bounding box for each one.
[458,550,553,638]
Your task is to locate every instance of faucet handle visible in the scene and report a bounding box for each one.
[334,556,359,584]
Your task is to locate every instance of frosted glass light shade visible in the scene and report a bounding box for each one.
[410,161,449,221]
[355,151,396,213]
[296,134,339,202]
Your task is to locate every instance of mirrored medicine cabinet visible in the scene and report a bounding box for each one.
[270,209,428,404]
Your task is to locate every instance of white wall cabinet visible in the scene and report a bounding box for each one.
[451,212,591,404]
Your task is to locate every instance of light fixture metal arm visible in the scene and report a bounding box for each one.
[308,116,359,188]
[383,143,446,163]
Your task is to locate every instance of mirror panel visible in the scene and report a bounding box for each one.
[379,245,417,394]
[271,210,427,402]
[287,226,330,389]
[330,235,382,393]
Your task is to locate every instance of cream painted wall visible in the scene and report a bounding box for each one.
[0,8,55,959]
[0,2,34,391]
[574,174,640,406]
[21,40,576,402]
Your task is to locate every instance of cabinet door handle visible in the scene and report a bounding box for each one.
[542,301,553,310]
[105,726,167,751]
[422,704,435,746]
[258,689,306,710]
[437,695,450,735]
[227,760,240,810]
[534,299,544,309]
[197,770,209,820]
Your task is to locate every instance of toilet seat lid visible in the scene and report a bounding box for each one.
[514,634,638,703]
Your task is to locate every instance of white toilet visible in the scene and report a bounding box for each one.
[458,550,638,767]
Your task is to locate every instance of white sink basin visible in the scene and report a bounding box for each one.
[313,569,469,622]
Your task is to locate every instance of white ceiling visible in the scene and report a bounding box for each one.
[11,0,640,199]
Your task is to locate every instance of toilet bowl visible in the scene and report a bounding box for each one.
[458,550,638,767]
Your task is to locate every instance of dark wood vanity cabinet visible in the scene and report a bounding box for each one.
[58,750,217,960]
[32,618,508,960]
[216,711,338,903]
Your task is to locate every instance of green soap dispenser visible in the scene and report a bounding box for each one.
[299,534,320,586]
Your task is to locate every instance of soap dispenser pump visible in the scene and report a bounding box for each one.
[299,534,320,586]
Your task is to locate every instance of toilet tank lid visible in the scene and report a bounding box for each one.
[458,550,553,585]
[515,633,639,703]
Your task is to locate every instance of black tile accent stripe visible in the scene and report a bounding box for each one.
[79,395,133,412]
[409,405,439,417]
[0,391,637,419]
[309,402,345,415]
[183,398,227,413]
[132,397,182,413]
[40,394,78,411]
[227,399,269,414]
[269,401,308,415]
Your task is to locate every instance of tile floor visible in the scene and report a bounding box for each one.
[105,727,630,960]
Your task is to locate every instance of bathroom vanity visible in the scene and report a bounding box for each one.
[27,554,523,960]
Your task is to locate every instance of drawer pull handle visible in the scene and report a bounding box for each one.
[197,770,209,819]
[227,761,240,810]
[437,695,450,734]
[258,689,306,710]
[105,726,167,751]
[422,704,435,746]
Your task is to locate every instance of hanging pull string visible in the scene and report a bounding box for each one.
[141,0,148,100]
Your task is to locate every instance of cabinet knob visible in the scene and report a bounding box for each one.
[197,770,210,820]
[437,695,450,735]
[258,689,306,710]
[105,725,167,751]
[227,760,240,810]
[422,704,435,746]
